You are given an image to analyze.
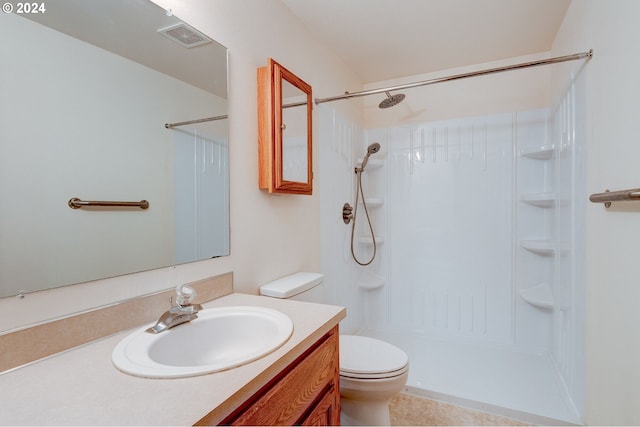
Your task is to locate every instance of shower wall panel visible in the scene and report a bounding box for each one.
[552,80,586,416]
[514,108,555,352]
[368,114,516,345]
[174,130,229,263]
[318,105,365,334]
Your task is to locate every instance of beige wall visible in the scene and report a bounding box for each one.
[0,0,361,331]
[552,0,640,424]
[154,0,363,294]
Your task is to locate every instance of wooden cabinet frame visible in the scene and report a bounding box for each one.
[215,327,340,426]
[258,58,313,195]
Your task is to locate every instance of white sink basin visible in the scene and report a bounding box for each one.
[112,306,293,378]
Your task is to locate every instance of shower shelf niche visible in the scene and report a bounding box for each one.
[358,197,384,208]
[520,145,555,160]
[358,236,385,245]
[520,283,554,309]
[520,193,557,208]
[520,240,558,256]
[356,158,384,170]
[356,277,386,290]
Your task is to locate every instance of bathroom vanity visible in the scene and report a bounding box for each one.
[0,292,345,425]
[212,326,339,425]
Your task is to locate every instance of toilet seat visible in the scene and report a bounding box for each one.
[339,335,409,379]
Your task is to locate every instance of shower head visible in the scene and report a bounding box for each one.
[367,142,381,155]
[358,142,381,172]
[379,91,406,109]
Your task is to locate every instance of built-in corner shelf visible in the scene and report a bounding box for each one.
[520,283,554,310]
[520,240,557,256]
[357,276,386,290]
[520,192,557,208]
[357,158,384,170]
[520,145,555,160]
[359,197,384,208]
[358,235,385,245]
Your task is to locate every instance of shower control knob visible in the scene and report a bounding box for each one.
[342,203,353,224]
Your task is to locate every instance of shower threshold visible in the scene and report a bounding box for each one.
[362,329,582,425]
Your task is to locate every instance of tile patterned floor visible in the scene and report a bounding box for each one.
[389,392,531,426]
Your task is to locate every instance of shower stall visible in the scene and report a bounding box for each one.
[318,56,586,424]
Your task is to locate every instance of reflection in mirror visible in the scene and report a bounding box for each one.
[0,0,229,300]
[282,81,309,183]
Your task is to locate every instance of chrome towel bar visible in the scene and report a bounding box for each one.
[589,188,640,208]
[68,198,149,210]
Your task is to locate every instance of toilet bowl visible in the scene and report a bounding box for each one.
[339,335,409,426]
[259,273,409,426]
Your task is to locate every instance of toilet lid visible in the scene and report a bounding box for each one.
[339,335,408,378]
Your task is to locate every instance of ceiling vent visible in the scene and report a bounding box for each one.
[158,23,212,48]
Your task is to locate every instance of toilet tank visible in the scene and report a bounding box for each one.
[259,272,325,302]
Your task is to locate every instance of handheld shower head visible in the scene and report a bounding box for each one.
[348,142,381,265]
[379,91,406,109]
[358,142,381,172]
[367,142,381,154]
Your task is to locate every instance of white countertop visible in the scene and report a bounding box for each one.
[0,293,345,426]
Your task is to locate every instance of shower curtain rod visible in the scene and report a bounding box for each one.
[315,49,593,105]
[165,114,228,129]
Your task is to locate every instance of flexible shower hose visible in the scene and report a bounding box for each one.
[350,169,377,266]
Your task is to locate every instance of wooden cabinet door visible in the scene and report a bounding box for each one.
[221,327,340,426]
[301,384,340,426]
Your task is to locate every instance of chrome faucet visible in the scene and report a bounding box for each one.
[146,285,203,334]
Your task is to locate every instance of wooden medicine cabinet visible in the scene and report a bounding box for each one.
[258,58,313,195]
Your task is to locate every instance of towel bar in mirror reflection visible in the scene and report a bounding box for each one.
[68,198,150,210]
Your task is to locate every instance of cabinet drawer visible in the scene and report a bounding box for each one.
[227,328,339,426]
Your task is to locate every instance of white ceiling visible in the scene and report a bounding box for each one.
[281,0,571,84]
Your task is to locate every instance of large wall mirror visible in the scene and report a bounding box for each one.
[0,0,229,299]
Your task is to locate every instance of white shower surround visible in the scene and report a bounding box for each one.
[319,80,584,423]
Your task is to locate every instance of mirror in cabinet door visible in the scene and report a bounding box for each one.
[258,58,313,195]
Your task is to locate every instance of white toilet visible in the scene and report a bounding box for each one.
[260,272,409,426]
